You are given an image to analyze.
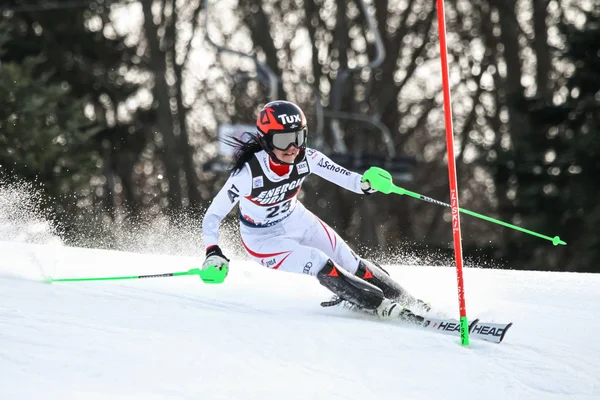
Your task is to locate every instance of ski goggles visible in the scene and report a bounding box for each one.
[270,128,307,151]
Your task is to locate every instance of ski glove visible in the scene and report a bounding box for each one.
[360,178,377,195]
[202,245,230,271]
[361,167,396,194]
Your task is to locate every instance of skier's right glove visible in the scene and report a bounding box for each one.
[202,245,230,271]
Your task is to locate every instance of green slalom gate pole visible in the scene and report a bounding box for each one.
[46,265,229,284]
[363,167,567,246]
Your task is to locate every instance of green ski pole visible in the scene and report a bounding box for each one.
[46,265,228,284]
[362,167,566,246]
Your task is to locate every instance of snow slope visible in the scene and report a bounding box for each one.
[1,239,599,400]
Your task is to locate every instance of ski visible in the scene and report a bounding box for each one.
[419,316,513,344]
[320,297,512,343]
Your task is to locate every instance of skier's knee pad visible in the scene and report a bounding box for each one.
[317,259,384,310]
[355,259,417,306]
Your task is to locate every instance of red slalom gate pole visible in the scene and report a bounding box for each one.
[436,0,470,346]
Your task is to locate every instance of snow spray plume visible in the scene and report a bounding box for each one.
[369,240,504,271]
[0,179,62,245]
[67,207,247,260]
[0,178,63,281]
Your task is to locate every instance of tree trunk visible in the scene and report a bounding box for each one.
[533,0,550,99]
[243,0,283,99]
[141,0,183,216]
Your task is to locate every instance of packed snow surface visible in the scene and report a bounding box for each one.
[1,240,599,400]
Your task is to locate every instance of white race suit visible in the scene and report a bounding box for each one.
[202,148,368,276]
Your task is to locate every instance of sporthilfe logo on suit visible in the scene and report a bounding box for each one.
[252,176,264,189]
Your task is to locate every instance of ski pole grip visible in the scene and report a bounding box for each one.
[362,167,395,194]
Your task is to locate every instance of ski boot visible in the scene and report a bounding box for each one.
[375,299,423,323]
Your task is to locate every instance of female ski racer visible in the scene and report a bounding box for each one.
[201,100,427,320]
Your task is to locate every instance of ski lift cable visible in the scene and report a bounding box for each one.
[203,0,278,102]
[330,0,395,156]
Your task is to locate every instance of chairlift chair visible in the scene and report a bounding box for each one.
[202,0,416,182]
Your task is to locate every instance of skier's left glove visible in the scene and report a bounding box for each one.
[360,178,377,195]
[202,245,230,271]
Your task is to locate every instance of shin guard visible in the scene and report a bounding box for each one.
[354,260,418,306]
[317,260,384,310]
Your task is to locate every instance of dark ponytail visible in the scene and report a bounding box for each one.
[221,132,264,174]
